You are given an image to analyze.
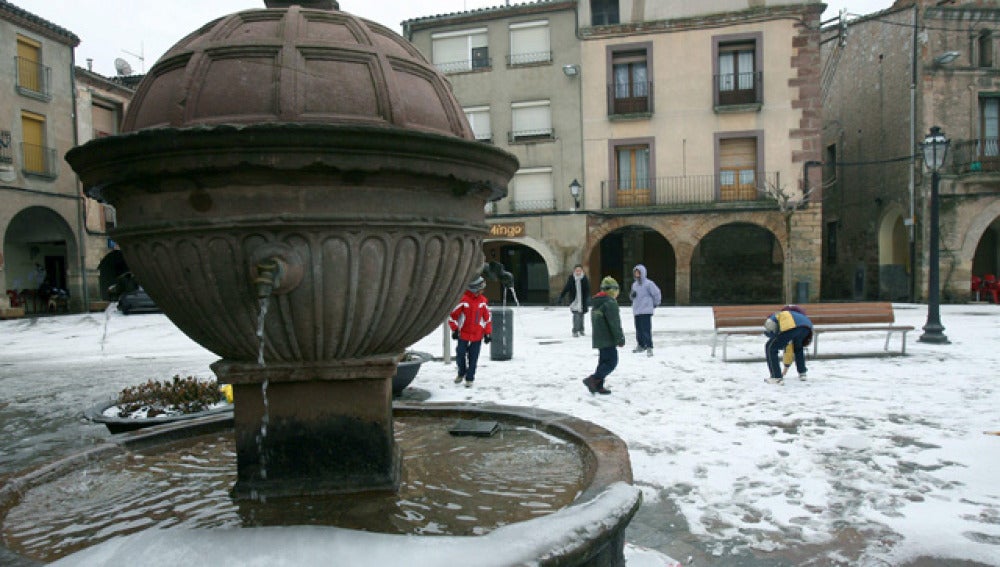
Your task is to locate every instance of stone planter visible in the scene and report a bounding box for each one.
[84,399,233,434]
[392,351,432,397]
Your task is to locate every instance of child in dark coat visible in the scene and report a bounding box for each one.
[583,276,626,395]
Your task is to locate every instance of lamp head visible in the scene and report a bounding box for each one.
[569,179,581,197]
[921,126,949,171]
[562,64,579,77]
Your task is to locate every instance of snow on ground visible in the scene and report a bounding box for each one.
[1,302,998,565]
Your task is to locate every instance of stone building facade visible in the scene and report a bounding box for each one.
[408,0,825,305]
[821,0,1000,303]
[0,2,134,315]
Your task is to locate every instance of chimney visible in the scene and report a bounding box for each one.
[86,58,93,71]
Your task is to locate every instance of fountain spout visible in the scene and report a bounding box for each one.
[254,258,285,299]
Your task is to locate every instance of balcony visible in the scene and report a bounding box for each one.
[15,56,51,100]
[507,51,552,66]
[600,172,779,209]
[714,71,762,109]
[486,198,556,216]
[508,128,554,144]
[949,137,1000,173]
[435,56,491,74]
[607,82,654,116]
[21,142,57,177]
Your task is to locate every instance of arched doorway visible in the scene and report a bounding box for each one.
[878,208,910,301]
[972,219,999,280]
[691,222,781,304]
[483,241,550,305]
[3,206,77,311]
[97,249,130,300]
[588,225,675,305]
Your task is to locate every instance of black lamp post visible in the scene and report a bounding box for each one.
[569,179,581,210]
[918,126,949,344]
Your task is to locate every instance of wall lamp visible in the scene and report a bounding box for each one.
[933,51,960,66]
[569,179,581,210]
[562,64,580,77]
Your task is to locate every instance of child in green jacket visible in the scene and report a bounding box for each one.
[583,276,626,395]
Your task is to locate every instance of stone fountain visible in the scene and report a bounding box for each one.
[68,0,520,499]
[55,1,642,564]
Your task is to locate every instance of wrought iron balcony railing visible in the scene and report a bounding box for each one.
[607,81,654,116]
[507,51,552,66]
[600,172,779,209]
[714,71,763,107]
[15,56,51,99]
[508,128,554,143]
[435,57,492,74]
[949,137,1000,173]
[20,142,57,177]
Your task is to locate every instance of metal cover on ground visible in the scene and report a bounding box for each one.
[448,419,500,437]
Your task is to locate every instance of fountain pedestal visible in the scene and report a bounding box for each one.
[214,357,400,497]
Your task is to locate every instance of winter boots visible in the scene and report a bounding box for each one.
[583,375,611,395]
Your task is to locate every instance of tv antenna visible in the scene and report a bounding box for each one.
[113,57,133,76]
[121,44,145,73]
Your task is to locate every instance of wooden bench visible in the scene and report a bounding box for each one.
[711,302,915,361]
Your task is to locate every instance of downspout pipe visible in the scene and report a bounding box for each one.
[908,3,918,302]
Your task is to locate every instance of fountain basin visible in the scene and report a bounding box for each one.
[1,403,640,566]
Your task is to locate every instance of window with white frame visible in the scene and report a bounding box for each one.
[464,106,492,142]
[432,28,489,73]
[511,167,554,211]
[509,20,550,66]
[510,100,552,142]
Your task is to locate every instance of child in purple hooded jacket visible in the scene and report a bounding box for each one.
[629,264,661,356]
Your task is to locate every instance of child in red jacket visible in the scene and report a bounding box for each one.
[448,276,492,388]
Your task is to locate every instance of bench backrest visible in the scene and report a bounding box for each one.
[712,302,896,329]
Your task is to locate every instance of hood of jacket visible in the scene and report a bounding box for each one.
[633,264,647,281]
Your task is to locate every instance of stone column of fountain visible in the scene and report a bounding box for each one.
[67,0,518,498]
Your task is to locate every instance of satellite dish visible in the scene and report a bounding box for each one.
[114,57,133,76]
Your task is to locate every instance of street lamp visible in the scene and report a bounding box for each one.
[569,179,581,210]
[918,126,949,344]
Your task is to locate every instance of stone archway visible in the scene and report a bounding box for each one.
[877,204,910,301]
[3,206,78,312]
[691,222,783,305]
[588,224,675,305]
[483,238,554,305]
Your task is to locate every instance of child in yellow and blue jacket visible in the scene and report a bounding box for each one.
[764,305,814,385]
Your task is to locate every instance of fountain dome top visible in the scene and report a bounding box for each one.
[123,0,474,140]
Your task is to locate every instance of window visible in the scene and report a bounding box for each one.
[979,30,993,68]
[718,137,759,201]
[608,45,652,115]
[510,101,552,142]
[979,96,999,158]
[464,106,492,142]
[432,28,489,73]
[20,110,52,176]
[591,0,619,25]
[509,21,550,66]
[713,34,762,108]
[16,35,49,98]
[103,204,118,231]
[615,144,651,206]
[510,167,554,211]
[92,102,121,138]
